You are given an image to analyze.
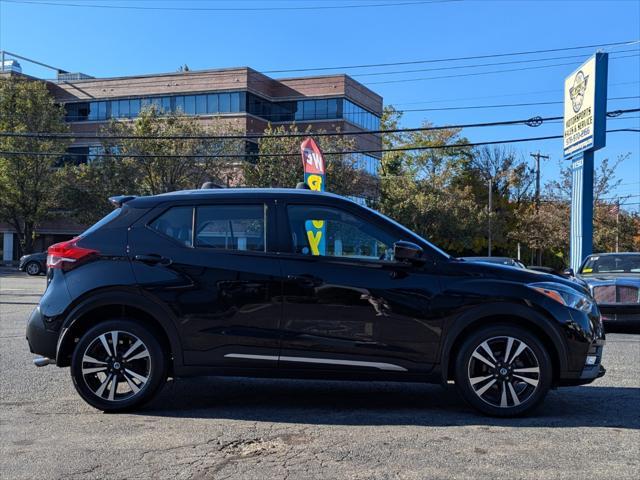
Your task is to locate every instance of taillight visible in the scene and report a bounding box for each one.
[47,237,98,271]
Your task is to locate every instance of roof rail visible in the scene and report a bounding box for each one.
[201,181,225,189]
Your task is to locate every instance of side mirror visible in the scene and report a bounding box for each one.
[563,267,575,277]
[393,241,425,264]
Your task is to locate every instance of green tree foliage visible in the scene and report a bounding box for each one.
[513,154,639,265]
[59,107,245,223]
[378,107,483,252]
[0,76,70,255]
[102,107,244,195]
[243,123,373,198]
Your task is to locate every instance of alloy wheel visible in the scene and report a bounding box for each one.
[467,336,541,409]
[81,330,151,402]
[26,262,40,275]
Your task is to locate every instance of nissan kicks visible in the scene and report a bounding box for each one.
[26,187,605,416]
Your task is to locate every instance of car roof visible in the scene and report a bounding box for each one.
[586,252,638,257]
[126,188,351,208]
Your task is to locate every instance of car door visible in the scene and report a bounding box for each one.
[128,198,284,368]
[277,200,442,375]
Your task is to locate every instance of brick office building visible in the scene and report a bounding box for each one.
[1,57,383,262]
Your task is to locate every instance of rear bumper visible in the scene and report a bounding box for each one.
[25,306,58,360]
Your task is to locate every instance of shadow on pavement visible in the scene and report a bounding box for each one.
[138,376,640,429]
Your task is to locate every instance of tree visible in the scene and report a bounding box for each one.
[0,76,71,255]
[102,107,244,195]
[243,123,373,198]
[545,154,637,253]
[57,156,140,225]
[377,108,483,253]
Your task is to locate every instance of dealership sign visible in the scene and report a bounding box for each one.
[563,53,608,157]
[300,138,326,255]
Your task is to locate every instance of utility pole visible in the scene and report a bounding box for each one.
[487,177,493,257]
[530,151,550,265]
[615,197,620,253]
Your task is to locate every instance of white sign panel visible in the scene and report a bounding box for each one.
[563,56,598,157]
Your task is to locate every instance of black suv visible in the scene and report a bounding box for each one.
[27,188,605,416]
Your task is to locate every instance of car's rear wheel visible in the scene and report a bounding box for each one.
[70,319,167,412]
[454,324,552,417]
[25,261,41,276]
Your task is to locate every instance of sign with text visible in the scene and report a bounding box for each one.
[563,53,608,158]
[300,138,326,256]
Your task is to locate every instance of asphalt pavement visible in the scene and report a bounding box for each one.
[1,268,639,480]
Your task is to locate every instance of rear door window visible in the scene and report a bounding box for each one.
[149,206,193,246]
[195,205,266,252]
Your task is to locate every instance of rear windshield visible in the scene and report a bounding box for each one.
[79,208,122,238]
[581,254,640,274]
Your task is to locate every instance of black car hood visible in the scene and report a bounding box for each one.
[449,259,588,293]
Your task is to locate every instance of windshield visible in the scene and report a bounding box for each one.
[581,254,640,274]
[79,208,122,238]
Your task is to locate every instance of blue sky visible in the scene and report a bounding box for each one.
[1,0,639,209]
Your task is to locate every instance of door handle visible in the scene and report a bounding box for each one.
[134,254,172,266]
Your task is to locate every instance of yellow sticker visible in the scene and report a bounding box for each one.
[307,174,323,192]
[582,267,593,273]
[307,230,323,256]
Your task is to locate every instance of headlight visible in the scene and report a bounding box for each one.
[528,282,594,312]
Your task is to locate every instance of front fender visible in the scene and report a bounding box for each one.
[438,301,570,383]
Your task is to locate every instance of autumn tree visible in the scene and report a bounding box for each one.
[0,76,71,255]
[243,123,373,198]
[102,107,244,195]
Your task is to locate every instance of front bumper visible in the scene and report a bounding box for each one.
[25,306,58,360]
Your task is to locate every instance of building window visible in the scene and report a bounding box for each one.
[196,94,207,114]
[343,99,380,130]
[174,96,185,114]
[65,102,90,121]
[351,153,381,176]
[184,95,196,114]
[130,98,141,117]
[62,92,380,131]
[219,93,230,113]
[118,99,130,118]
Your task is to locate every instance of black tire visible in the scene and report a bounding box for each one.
[454,324,552,417]
[70,319,167,412]
[25,261,41,276]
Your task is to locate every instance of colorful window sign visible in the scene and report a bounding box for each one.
[300,138,326,256]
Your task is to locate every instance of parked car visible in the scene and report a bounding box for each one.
[578,252,640,328]
[26,188,605,417]
[18,252,47,276]
[459,256,526,269]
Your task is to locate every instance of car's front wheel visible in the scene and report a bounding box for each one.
[25,261,41,276]
[70,319,167,412]
[454,324,552,417]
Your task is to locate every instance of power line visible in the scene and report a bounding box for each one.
[367,53,640,85]
[392,80,640,107]
[2,108,638,141]
[0,129,637,159]
[1,0,458,11]
[353,49,640,78]
[263,40,639,74]
[392,97,639,114]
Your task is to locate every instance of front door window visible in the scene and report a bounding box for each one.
[287,205,396,261]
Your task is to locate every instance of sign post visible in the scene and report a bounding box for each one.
[564,52,608,272]
[300,138,326,256]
